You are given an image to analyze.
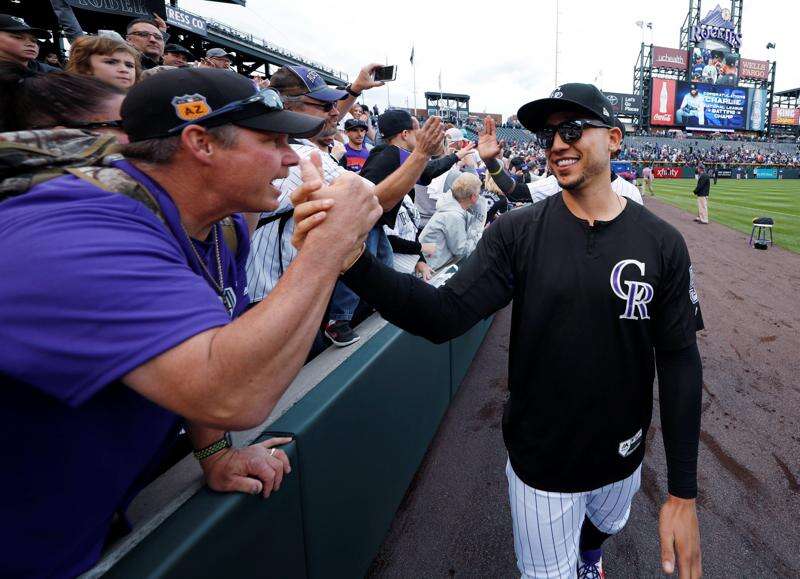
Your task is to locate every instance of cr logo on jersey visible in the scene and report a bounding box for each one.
[610,259,654,320]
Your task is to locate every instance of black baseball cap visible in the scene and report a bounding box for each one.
[378,109,414,139]
[121,68,324,142]
[344,118,368,131]
[0,14,50,39]
[517,83,617,131]
[164,44,193,58]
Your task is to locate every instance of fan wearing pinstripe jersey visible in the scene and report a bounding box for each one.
[246,139,345,303]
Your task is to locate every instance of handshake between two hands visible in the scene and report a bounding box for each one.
[289,153,381,271]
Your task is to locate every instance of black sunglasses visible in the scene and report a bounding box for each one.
[300,100,337,113]
[535,119,612,149]
[167,88,284,135]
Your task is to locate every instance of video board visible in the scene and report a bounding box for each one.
[650,79,766,131]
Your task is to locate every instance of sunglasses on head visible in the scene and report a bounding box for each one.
[167,88,284,135]
[535,118,613,149]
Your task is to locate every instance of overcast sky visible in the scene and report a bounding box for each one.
[181,0,798,119]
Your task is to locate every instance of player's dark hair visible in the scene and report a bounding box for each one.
[0,63,125,132]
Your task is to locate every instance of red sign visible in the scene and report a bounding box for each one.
[770,106,800,126]
[650,78,677,126]
[653,167,683,179]
[739,58,769,80]
[652,46,689,71]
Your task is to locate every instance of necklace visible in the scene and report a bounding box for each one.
[181,222,224,295]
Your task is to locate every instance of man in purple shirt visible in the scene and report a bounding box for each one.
[343,118,372,172]
[0,68,382,577]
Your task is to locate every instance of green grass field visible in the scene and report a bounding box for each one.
[644,179,800,254]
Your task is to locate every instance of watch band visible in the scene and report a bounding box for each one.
[345,84,361,98]
[193,432,232,461]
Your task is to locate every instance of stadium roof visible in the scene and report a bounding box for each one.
[424,92,471,101]
[775,87,800,98]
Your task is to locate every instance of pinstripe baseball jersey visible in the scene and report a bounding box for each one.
[245,139,345,302]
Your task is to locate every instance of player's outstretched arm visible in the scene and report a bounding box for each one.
[656,343,703,578]
[292,168,516,342]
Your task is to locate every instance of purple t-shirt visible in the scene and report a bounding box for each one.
[344,143,370,173]
[0,160,249,578]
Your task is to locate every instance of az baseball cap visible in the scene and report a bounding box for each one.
[121,68,323,142]
[378,109,414,139]
[270,65,347,102]
[165,44,194,58]
[344,118,368,131]
[0,14,50,39]
[206,47,235,60]
[517,83,617,131]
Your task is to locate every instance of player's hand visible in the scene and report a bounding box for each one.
[478,117,504,162]
[351,62,385,94]
[659,495,702,578]
[201,437,292,499]
[415,116,446,157]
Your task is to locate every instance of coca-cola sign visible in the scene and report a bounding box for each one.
[653,167,683,179]
[650,78,677,126]
[652,47,689,71]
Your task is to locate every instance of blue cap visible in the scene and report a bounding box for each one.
[282,65,348,102]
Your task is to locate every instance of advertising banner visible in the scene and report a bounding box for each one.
[715,169,733,178]
[165,5,207,36]
[652,47,689,71]
[755,167,778,179]
[770,107,800,126]
[746,88,768,132]
[650,78,677,126]
[66,0,164,18]
[653,166,683,179]
[674,81,748,130]
[739,58,770,81]
[603,93,642,116]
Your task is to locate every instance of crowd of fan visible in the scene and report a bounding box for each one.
[0,10,540,578]
[618,140,800,166]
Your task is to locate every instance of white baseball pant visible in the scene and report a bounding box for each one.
[505,460,642,578]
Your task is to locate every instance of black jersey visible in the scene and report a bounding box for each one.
[345,192,703,492]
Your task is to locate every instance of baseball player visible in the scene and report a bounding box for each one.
[297,84,704,578]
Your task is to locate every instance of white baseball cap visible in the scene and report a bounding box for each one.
[445,127,467,143]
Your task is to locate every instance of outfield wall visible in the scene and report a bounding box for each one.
[81,280,494,578]
[633,163,800,179]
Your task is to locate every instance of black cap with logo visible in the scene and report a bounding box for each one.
[517,83,617,131]
[0,14,50,39]
[121,68,324,142]
[378,109,414,139]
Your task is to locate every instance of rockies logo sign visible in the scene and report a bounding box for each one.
[610,259,654,320]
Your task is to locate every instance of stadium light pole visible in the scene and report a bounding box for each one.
[555,0,560,86]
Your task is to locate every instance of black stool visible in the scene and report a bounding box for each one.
[749,217,774,250]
